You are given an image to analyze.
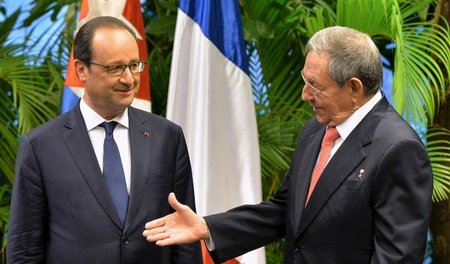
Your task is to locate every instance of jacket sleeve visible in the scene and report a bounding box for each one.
[204,173,288,263]
[371,138,432,263]
[7,135,48,264]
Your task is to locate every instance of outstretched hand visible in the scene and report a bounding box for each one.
[143,192,210,246]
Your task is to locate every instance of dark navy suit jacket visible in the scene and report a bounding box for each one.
[205,96,432,264]
[7,104,202,264]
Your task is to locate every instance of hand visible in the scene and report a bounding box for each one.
[143,192,210,246]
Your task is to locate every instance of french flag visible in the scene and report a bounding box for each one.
[166,0,265,263]
[62,0,151,113]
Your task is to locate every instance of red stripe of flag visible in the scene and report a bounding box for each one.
[201,240,240,264]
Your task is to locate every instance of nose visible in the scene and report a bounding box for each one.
[301,85,314,102]
[119,67,135,85]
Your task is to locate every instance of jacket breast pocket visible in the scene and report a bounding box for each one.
[146,173,172,185]
[339,179,363,190]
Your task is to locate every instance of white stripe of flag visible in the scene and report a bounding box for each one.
[166,0,265,263]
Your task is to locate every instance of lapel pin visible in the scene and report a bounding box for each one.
[143,131,150,136]
[358,169,365,179]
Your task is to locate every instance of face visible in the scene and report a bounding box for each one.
[75,28,140,119]
[301,51,361,126]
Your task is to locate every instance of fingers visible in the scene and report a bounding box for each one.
[143,193,196,247]
[144,230,170,242]
[168,192,186,212]
[155,237,178,247]
[143,222,171,243]
[144,216,166,230]
[144,225,167,236]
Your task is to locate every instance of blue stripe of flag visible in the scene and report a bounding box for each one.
[179,0,249,75]
[60,87,79,114]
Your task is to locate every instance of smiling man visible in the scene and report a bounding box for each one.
[142,26,432,264]
[7,16,201,264]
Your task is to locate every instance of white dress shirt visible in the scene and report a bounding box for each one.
[79,99,132,194]
[330,91,382,161]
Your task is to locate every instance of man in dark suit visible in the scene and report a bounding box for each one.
[7,16,202,263]
[142,26,433,263]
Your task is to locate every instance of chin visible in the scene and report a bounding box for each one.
[315,116,327,124]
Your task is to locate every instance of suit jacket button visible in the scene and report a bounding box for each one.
[122,237,129,245]
[295,244,303,252]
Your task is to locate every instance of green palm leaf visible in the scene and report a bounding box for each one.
[426,127,450,202]
[0,43,63,182]
[242,1,317,199]
[335,0,450,125]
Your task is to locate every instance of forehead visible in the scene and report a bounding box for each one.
[91,28,139,61]
[303,51,330,76]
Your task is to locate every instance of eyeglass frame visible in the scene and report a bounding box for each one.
[300,70,324,96]
[82,60,147,76]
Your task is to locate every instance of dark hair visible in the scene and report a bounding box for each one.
[306,26,383,95]
[73,16,137,62]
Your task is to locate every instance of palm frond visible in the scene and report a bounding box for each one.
[149,48,172,116]
[426,127,450,202]
[395,21,450,123]
[242,1,315,199]
[336,0,450,126]
[0,43,62,182]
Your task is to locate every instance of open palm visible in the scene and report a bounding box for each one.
[143,193,209,246]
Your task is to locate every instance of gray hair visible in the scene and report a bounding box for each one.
[305,26,383,95]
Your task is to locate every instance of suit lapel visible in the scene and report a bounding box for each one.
[297,135,366,236]
[296,96,390,238]
[62,105,123,228]
[293,128,324,231]
[124,107,153,230]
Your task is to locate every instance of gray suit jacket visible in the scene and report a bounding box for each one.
[7,104,202,264]
[205,96,432,263]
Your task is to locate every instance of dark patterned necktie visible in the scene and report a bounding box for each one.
[100,121,129,225]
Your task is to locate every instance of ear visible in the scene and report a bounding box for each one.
[74,59,87,81]
[348,78,364,103]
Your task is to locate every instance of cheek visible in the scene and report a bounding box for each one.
[319,98,340,119]
[329,96,355,124]
[337,95,354,112]
[87,77,114,96]
[134,75,141,85]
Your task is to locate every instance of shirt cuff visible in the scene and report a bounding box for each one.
[204,227,215,251]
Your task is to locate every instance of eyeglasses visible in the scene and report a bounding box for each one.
[85,60,147,76]
[301,70,323,96]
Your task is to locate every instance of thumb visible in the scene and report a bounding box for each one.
[168,192,185,212]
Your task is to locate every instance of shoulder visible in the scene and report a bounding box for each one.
[377,105,423,143]
[24,108,77,141]
[128,107,182,132]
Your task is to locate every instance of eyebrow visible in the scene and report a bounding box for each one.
[104,59,141,65]
[302,71,320,87]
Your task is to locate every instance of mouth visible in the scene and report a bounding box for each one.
[114,87,134,93]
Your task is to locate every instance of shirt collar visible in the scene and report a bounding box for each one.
[79,98,129,131]
[335,91,382,140]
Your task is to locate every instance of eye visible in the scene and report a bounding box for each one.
[309,80,319,87]
[107,64,125,74]
[129,62,139,71]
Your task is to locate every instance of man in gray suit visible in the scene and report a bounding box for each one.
[143,26,432,263]
[7,16,202,263]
